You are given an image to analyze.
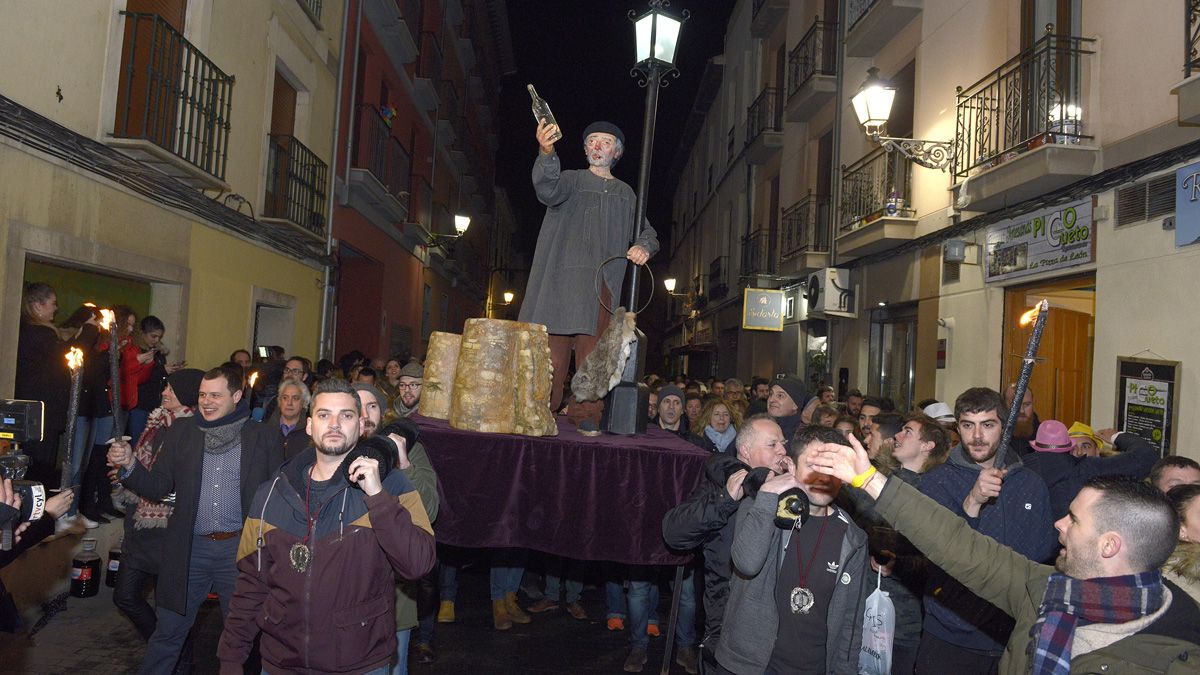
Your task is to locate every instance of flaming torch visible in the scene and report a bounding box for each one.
[60,347,84,491]
[995,299,1049,468]
[100,309,125,440]
[248,372,259,390]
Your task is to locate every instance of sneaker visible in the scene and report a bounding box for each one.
[437,600,456,623]
[676,646,699,674]
[606,617,625,632]
[566,602,588,620]
[77,514,99,529]
[526,598,559,613]
[622,647,648,673]
[413,642,435,664]
[646,623,660,637]
[53,515,86,536]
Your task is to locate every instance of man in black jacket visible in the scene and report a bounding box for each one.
[109,365,283,675]
[661,414,789,671]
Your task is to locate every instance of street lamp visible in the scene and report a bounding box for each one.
[427,213,471,246]
[851,67,954,171]
[503,291,515,304]
[662,277,686,296]
[623,0,688,310]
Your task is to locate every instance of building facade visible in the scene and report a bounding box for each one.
[0,0,345,379]
[330,0,514,361]
[667,0,1200,453]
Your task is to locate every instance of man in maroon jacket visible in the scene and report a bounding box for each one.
[216,379,435,674]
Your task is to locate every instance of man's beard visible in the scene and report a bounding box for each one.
[315,434,351,456]
[399,395,418,409]
[362,418,377,437]
[587,154,614,168]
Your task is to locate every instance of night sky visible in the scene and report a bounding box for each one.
[494,0,734,259]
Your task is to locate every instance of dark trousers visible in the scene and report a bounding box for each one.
[547,287,612,411]
[114,564,158,640]
[23,431,62,489]
[915,632,1000,675]
[892,638,919,674]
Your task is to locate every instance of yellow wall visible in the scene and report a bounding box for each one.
[186,224,324,368]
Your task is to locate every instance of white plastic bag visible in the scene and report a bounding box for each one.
[859,566,895,675]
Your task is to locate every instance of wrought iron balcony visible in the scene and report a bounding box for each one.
[751,0,788,38]
[841,146,913,232]
[347,105,410,223]
[111,11,233,187]
[295,0,322,26]
[788,20,838,97]
[708,256,729,299]
[781,193,831,258]
[846,0,922,57]
[745,87,783,164]
[953,33,1095,179]
[741,229,777,278]
[264,135,328,239]
[412,31,442,110]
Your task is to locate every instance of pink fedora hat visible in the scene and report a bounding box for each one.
[1029,419,1077,453]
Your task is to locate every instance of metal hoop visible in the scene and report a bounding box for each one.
[593,256,655,316]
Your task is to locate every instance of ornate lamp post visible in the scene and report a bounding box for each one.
[851,67,954,171]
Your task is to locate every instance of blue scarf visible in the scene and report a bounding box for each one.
[704,425,736,453]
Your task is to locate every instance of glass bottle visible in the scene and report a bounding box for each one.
[527,84,563,143]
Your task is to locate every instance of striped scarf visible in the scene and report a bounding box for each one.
[1028,570,1163,675]
[131,405,193,529]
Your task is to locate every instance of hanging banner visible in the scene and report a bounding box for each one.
[742,288,785,331]
[984,198,1094,282]
[1115,356,1180,457]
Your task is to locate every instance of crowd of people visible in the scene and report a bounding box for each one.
[8,278,1200,675]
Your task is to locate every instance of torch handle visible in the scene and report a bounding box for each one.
[109,332,124,440]
[995,301,1049,468]
[60,369,82,490]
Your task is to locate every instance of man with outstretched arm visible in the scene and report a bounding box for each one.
[807,433,1200,673]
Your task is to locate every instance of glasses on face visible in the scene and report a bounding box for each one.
[284,367,304,375]
[398,383,422,390]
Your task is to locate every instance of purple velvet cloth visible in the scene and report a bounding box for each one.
[413,414,708,565]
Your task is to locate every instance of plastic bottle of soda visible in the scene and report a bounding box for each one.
[105,539,122,588]
[70,538,101,598]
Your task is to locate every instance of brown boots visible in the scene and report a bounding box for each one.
[492,592,531,631]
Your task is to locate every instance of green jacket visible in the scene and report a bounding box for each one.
[874,477,1200,674]
[395,442,440,631]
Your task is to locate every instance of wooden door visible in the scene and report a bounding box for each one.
[1002,275,1094,427]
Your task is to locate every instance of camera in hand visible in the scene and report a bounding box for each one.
[0,400,44,444]
[339,436,397,488]
[774,488,810,529]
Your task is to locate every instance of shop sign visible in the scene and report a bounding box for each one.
[1175,161,1200,247]
[984,198,1094,282]
[1115,356,1180,457]
[742,288,785,331]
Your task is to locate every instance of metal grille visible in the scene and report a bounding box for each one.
[847,0,879,32]
[294,0,322,25]
[1116,175,1177,226]
[840,147,913,231]
[1189,0,1200,76]
[708,256,729,299]
[115,12,234,180]
[943,260,961,283]
[741,229,777,277]
[787,20,838,98]
[953,33,1095,179]
[264,135,328,238]
[780,192,832,257]
[1148,174,1176,218]
[746,87,783,146]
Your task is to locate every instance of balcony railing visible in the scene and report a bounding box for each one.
[708,256,729,298]
[295,0,322,25]
[1188,0,1200,76]
[841,147,913,231]
[846,0,879,32]
[788,20,838,97]
[953,33,1095,178]
[114,12,234,179]
[411,173,433,228]
[264,135,328,237]
[418,31,443,80]
[746,87,783,146]
[781,193,832,257]
[741,229,777,277]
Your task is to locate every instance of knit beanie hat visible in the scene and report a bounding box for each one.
[773,377,808,411]
[657,384,684,405]
[166,368,205,408]
[352,382,386,407]
[583,121,625,146]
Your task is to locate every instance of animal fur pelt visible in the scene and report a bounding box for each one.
[571,308,638,402]
[1164,541,1200,605]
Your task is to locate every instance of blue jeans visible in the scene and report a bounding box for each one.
[127,408,150,447]
[544,557,583,604]
[605,562,627,620]
[140,535,238,675]
[628,567,696,649]
[438,561,457,602]
[69,415,113,516]
[488,548,527,601]
[391,628,410,675]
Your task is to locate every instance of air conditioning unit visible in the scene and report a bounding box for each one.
[804,268,856,317]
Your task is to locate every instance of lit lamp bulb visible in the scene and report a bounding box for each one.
[503,291,515,304]
[453,215,471,236]
[664,278,677,293]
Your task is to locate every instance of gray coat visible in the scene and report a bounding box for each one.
[716,490,870,675]
[517,152,659,335]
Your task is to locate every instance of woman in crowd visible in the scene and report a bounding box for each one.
[125,315,183,443]
[834,414,862,443]
[59,304,103,525]
[113,368,204,641]
[812,404,840,428]
[15,282,70,486]
[1165,483,1200,604]
[80,305,138,523]
[690,398,742,455]
[380,356,404,408]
